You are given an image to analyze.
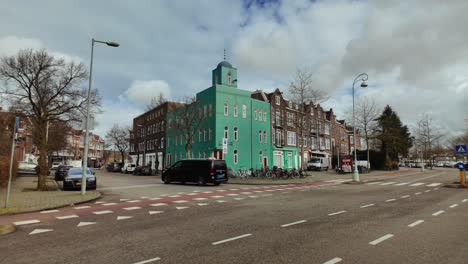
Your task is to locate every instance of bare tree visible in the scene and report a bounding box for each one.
[145,92,167,111]
[105,124,130,163]
[354,97,380,169]
[414,114,443,169]
[0,49,99,190]
[171,97,203,159]
[288,68,328,169]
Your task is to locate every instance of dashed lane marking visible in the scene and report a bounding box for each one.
[197,203,209,206]
[262,194,273,197]
[366,182,381,185]
[193,198,208,201]
[281,220,307,227]
[77,222,96,227]
[449,204,459,208]
[240,192,252,194]
[95,201,105,204]
[102,203,117,206]
[117,216,133,220]
[380,182,397,185]
[360,204,375,208]
[415,192,422,195]
[149,211,164,215]
[74,206,91,209]
[401,195,410,199]
[14,220,40,226]
[432,210,445,216]
[385,199,396,202]
[408,220,424,227]
[424,190,431,193]
[132,257,161,264]
[328,211,346,216]
[211,196,224,198]
[216,200,227,203]
[123,207,142,211]
[172,200,188,204]
[176,207,188,210]
[462,199,468,203]
[395,182,410,186]
[29,229,53,235]
[212,234,252,245]
[369,234,394,245]
[93,210,113,215]
[186,193,197,196]
[127,200,142,203]
[202,191,213,194]
[427,183,442,187]
[119,198,130,201]
[227,193,239,196]
[56,215,79,220]
[249,196,259,198]
[323,257,342,264]
[168,195,180,198]
[410,183,425,186]
[149,197,162,200]
[40,209,60,214]
[150,203,167,206]
[234,198,245,200]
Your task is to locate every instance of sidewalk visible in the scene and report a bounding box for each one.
[228,167,426,185]
[0,176,100,215]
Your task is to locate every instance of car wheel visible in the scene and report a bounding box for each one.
[163,175,171,184]
[197,176,206,186]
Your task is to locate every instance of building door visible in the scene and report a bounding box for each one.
[263,157,268,170]
[287,152,293,169]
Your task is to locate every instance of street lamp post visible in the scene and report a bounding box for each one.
[352,73,368,182]
[82,38,119,195]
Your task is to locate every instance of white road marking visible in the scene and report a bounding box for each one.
[216,200,227,203]
[149,211,163,215]
[77,222,96,227]
[433,188,440,190]
[193,198,208,201]
[202,191,213,194]
[29,229,53,235]
[176,206,188,210]
[401,195,410,199]
[366,182,381,185]
[197,203,209,206]
[229,189,240,191]
[177,192,185,195]
[216,190,227,192]
[360,204,375,208]
[95,201,105,204]
[328,210,346,216]
[150,203,167,206]
[192,190,201,192]
[141,196,149,199]
[427,183,442,187]
[395,182,410,186]
[415,192,422,195]
[249,196,259,198]
[93,210,113,215]
[168,195,180,198]
[117,216,133,220]
[410,183,425,186]
[240,192,252,194]
[408,220,424,227]
[102,203,117,206]
[463,199,468,203]
[323,257,342,264]
[234,198,245,200]
[127,200,142,203]
[432,210,445,216]
[149,197,162,200]
[281,220,307,227]
[186,193,197,196]
[14,220,41,226]
[123,207,141,211]
[380,182,396,185]
[40,209,59,214]
[386,199,396,202]
[56,215,79,220]
[449,204,459,208]
[172,200,188,204]
[74,206,91,209]
[424,190,431,193]
[227,193,239,196]
[132,257,161,264]
[159,194,169,196]
[211,195,224,198]
[253,190,264,193]
[369,234,394,245]
[212,234,252,245]
[120,198,130,201]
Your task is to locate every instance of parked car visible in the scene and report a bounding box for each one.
[17,161,38,175]
[121,163,136,174]
[106,162,124,172]
[63,167,96,191]
[162,159,228,186]
[55,165,73,181]
[307,157,329,171]
[50,162,61,170]
[133,165,152,176]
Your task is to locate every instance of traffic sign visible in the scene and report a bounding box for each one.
[455,145,467,154]
[222,138,228,154]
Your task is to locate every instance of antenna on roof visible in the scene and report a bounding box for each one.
[224,48,226,61]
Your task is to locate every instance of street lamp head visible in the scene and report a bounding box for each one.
[360,81,368,88]
[106,42,120,47]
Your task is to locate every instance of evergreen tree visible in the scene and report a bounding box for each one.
[376,105,412,168]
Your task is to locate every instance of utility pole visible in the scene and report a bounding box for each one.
[4,117,19,208]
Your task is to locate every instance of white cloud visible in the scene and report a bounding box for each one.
[94,99,141,137]
[120,80,171,106]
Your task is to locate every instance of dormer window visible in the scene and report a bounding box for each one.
[275,95,280,105]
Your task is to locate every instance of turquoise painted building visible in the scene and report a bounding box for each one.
[165,61,272,171]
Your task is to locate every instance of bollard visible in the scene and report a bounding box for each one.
[460,170,465,186]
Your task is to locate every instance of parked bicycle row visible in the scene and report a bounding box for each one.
[231,166,305,180]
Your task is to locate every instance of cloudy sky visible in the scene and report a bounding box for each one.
[0,0,466,141]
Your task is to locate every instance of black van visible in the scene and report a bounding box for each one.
[162,159,228,186]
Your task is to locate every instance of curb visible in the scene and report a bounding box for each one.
[444,184,468,189]
[0,191,102,216]
[0,224,16,236]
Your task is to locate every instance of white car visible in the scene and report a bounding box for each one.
[17,161,38,174]
[51,162,61,169]
[121,163,136,174]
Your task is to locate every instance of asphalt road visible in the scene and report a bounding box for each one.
[1,168,467,264]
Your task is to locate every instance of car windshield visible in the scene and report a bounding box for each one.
[67,168,92,175]
[310,158,321,163]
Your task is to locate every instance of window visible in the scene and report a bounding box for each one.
[275,111,281,125]
[224,103,228,116]
[233,127,238,141]
[288,101,292,108]
[233,150,238,164]
[242,105,247,118]
[263,131,267,143]
[198,129,202,142]
[224,126,228,139]
[161,138,164,148]
[234,104,238,117]
[254,109,257,120]
[287,112,294,127]
[203,129,207,142]
[287,131,296,146]
[325,138,331,150]
[275,130,282,145]
[167,137,170,146]
[203,152,206,158]
[259,151,263,163]
[209,104,213,116]
[259,130,262,143]
[263,111,267,122]
[259,110,263,121]
[227,72,232,84]
[275,95,280,105]
[198,151,201,158]
[209,128,212,140]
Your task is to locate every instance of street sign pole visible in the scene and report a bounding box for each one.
[455,145,467,186]
[4,117,19,208]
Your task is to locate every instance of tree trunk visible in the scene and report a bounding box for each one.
[120,151,125,163]
[185,143,191,159]
[36,119,48,191]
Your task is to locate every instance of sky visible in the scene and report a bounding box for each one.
[0,0,466,142]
